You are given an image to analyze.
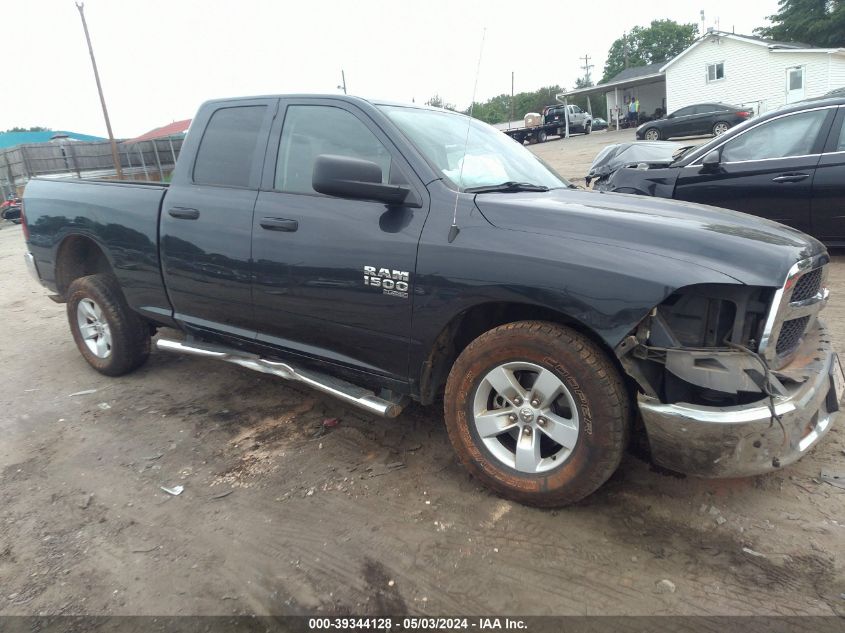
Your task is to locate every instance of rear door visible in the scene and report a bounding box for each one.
[693,104,726,135]
[160,99,276,340]
[810,106,845,241]
[250,99,430,380]
[674,106,835,234]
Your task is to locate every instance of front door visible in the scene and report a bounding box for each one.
[667,106,698,137]
[786,66,805,104]
[160,99,276,340]
[674,107,834,234]
[250,99,430,381]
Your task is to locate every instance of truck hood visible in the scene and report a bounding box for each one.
[474,188,825,287]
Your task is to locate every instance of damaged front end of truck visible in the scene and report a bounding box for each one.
[616,253,842,477]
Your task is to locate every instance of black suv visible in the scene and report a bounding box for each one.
[637,103,753,140]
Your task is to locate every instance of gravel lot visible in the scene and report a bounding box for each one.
[0,131,844,618]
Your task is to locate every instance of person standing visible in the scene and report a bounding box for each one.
[628,98,637,126]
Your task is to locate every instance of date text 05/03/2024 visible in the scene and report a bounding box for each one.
[308,617,528,630]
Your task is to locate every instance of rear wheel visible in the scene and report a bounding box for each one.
[67,273,151,376]
[537,131,548,143]
[444,321,630,507]
[713,121,730,136]
[644,128,660,141]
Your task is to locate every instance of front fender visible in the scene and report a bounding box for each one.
[605,166,680,197]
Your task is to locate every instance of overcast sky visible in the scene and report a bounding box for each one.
[5,0,780,138]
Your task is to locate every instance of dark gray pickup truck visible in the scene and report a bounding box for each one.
[21,94,842,506]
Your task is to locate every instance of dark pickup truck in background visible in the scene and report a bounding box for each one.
[503,104,593,144]
[21,95,842,506]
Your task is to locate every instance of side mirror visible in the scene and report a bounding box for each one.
[667,113,675,119]
[701,149,721,172]
[312,154,413,206]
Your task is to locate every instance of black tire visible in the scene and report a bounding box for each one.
[643,127,661,141]
[66,273,150,377]
[584,123,591,135]
[537,131,547,143]
[444,321,630,507]
[712,121,730,136]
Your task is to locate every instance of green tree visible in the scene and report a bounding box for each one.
[754,0,845,47]
[466,85,563,124]
[2,126,51,133]
[601,20,698,83]
[424,94,457,111]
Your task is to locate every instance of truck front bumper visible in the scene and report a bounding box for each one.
[638,321,842,477]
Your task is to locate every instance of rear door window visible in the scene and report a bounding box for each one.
[193,105,267,187]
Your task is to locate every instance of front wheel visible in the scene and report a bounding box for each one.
[537,131,548,143]
[444,321,630,507]
[644,127,660,141]
[713,121,730,136]
[584,123,591,135]
[67,273,151,376]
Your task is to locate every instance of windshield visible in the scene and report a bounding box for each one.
[378,105,569,191]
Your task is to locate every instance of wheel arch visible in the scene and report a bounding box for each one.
[54,233,116,299]
[417,301,627,405]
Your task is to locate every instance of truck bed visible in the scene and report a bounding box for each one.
[22,177,174,325]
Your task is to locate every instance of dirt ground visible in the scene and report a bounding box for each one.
[1,132,844,618]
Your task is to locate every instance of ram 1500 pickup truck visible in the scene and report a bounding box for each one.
[21,95,842,507]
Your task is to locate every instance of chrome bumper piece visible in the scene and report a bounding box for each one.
[24,251,42,284]
[639,321,841,477]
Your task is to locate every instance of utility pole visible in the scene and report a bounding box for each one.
[579,54,594,85]
[75,2,122,179]
[337,70,347,94]
[509,71,514,129]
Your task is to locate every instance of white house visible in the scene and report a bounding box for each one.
[661,31,845,114]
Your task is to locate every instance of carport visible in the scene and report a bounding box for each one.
[556,63,666,132]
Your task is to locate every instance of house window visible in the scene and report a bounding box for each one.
[707,62,725,82]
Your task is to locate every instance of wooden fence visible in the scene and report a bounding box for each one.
[0,137,184,197]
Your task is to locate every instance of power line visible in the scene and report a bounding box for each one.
[579,53,594,85]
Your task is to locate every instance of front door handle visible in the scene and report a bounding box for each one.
[260,217,299,232]
[168,207,200,219]
[772,173,810,183]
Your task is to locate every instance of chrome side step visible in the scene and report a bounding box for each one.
[156,338,406,418]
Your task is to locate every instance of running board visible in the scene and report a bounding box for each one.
[156,338,406,418]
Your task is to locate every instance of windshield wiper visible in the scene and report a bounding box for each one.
[464,181,550,193]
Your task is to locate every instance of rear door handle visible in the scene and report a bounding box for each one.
[168,207,200,219]
[260,217,299,232]
[772,173,810,183]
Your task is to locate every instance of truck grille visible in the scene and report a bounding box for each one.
[775,316,810,357]
[760,257,829,369]
[791,268,822,302]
